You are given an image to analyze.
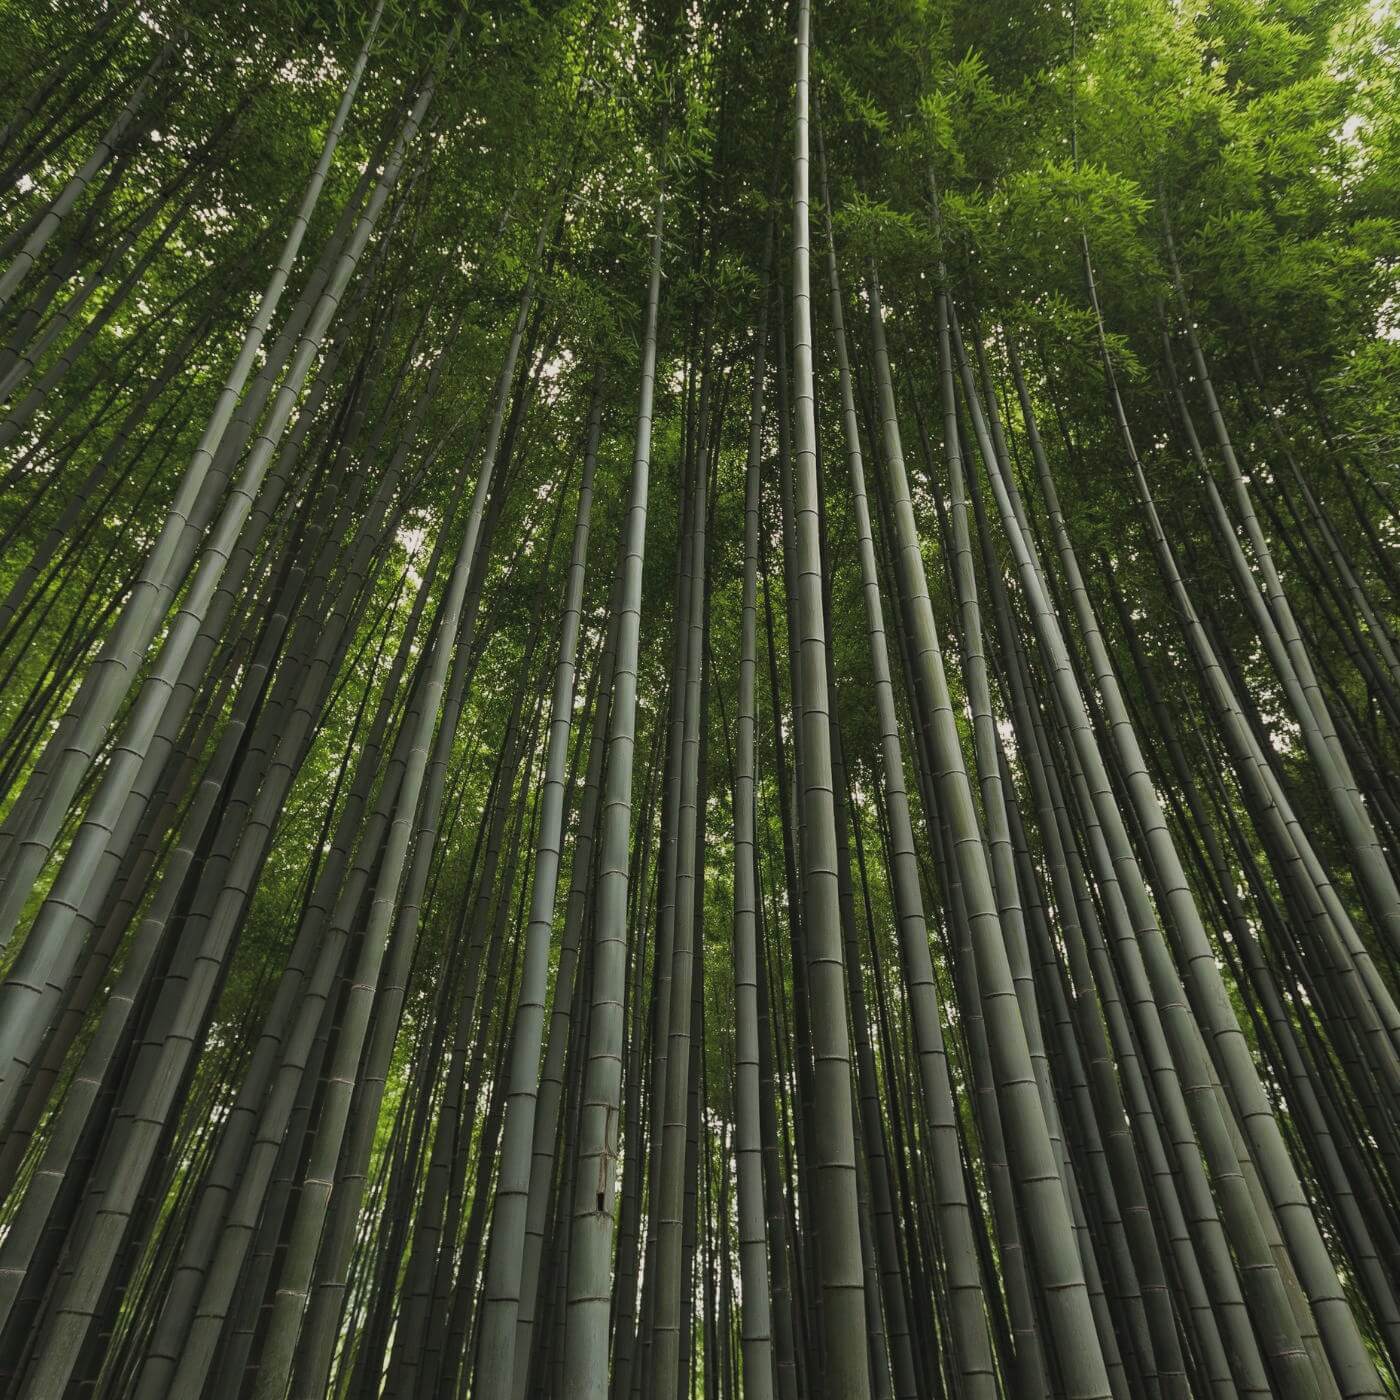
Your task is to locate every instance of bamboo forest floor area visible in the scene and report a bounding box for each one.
[0,0,1398,1395]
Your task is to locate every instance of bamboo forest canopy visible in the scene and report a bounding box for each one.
[0,0,1398,1395]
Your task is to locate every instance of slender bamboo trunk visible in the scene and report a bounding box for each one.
[563,186,665,1400]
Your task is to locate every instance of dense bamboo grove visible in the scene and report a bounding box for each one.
[0,0,1398,1394]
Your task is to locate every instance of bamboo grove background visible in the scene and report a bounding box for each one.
[0,0,1397,1395]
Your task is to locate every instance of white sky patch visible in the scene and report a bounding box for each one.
[540,348,577,383]
[1376,296,1400,341]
